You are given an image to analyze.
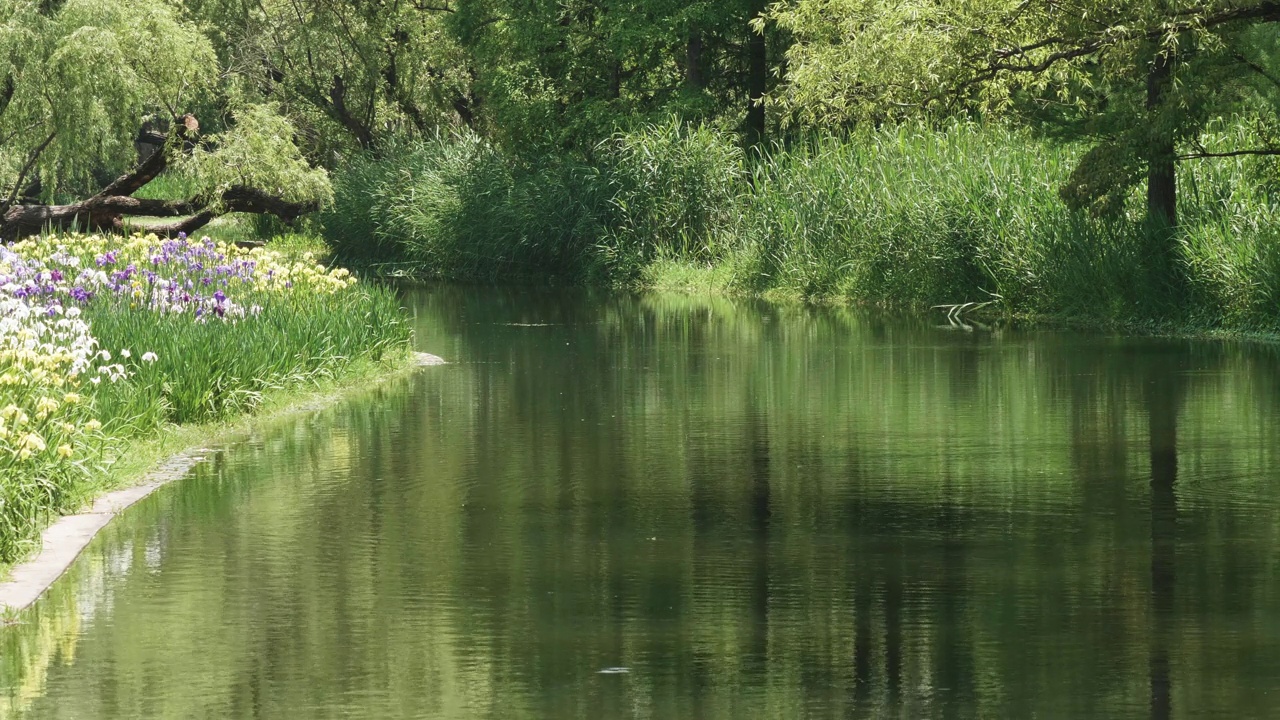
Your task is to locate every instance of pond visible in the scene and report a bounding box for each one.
[4,285,1280,718]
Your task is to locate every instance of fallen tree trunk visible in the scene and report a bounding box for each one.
[0,186,318,241]
[0,115,319,242]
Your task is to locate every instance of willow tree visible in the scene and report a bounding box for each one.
[0,0,330,241]
[179,0,474,155]
[766,1,1280,238]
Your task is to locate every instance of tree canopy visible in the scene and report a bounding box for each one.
[0,0,330,239]
[766,0,1280,228]
[2,0,1278,240]
[0,0,216,200]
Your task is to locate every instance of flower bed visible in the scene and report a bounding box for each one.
[0,234,410,563]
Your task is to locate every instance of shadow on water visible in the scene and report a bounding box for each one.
[1145,347,1184,720]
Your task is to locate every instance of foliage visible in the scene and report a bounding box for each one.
[0,0,216,199]
[0,0,333,239]
[766,1,1280,122]
[448,0,772,151]
[174,103,334,209]
[182,0,471,154]
[179,0,781,156]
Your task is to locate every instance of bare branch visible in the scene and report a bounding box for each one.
[143,187,318,238]
[1235,53,1280,92]
[411,1,454,11]
[4,132,56,211]
[969,1,1280,88]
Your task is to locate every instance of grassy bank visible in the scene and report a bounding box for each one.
[322,121,1280,332]
[0,233,412,564]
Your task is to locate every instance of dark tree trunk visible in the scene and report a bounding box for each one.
[1146,52,1177,230]
[3,132,56,211]
[328,75,377,151]
[384,29,431,135]
[746,0,767,146]
[0,74,13,116]
[452,91,478,128]
[686,32,704,90]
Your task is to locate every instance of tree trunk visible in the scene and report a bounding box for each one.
[384,29,431,135]
[686,32,704,90]
[746,0,767,146]
[328,75,377,152]
[452,91,478,129]
[1,186,317,242]
[0,117,318,242]
[1146,52,1177,230]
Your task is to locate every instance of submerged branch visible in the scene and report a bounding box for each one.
[1178,148,1280,159]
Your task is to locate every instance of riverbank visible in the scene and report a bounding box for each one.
[323,121,1280,335]
[0,349,442,611]
[637,257,1280,344]
[0,233,413,568]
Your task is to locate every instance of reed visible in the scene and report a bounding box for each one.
[323,120,1280,330]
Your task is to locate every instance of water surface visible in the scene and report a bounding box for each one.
[5,286,1280,718]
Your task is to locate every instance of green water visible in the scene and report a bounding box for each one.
[5,286,1280,718]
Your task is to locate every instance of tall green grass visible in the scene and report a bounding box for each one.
[323,120,1280,331]
[731,127,1178,322]
[324,134,607,279]
[322,123,744,283]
